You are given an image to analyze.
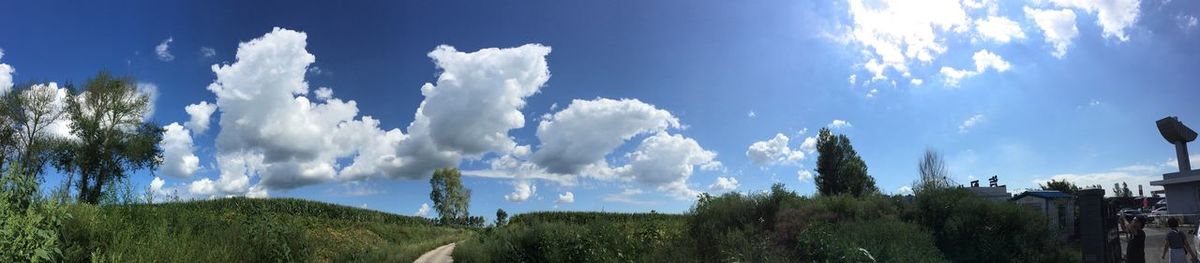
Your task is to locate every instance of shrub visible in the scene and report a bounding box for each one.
[0,167,69,262]
[915,188,1075,262]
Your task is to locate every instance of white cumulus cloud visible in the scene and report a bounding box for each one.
[1047,0,1140,41]
[0,49,12,95]
[845,0,970,81]
[940,50,1011,86]
[184,101,216,134]
[415,203,431,217]
[557,191,575,204]
[160,123,200,178]
[708,176,739,192]
[1025,7,1080,58]
[798,170,815,183]
[504,181,536,202]
[746,133,805,166]
[975,16,1026,43]
[531,98,680,175]
[614,132,718,200]
[829,119,853,129]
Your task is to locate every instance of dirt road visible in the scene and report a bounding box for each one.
[414,243,456,263]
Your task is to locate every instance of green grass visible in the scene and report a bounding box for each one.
[60,197,470,263]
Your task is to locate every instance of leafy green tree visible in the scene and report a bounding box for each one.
[913,149,953,195]
[814,127,877,197]
[1039,179,1080,195]
[55,72,162,204]
[429,167,471,225]
[495,208,508,226]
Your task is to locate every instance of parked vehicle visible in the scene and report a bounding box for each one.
[1119,208,1147,221]
[1147,206,1168,222]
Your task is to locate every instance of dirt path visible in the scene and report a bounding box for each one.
[413,242,456,263]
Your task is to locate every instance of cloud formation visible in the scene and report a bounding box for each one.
[156,37,175,61]
[160,123,200,178]
[531,98,680,175]
[940,50,1011,86]
[614,132,718,199]
[504,181,536,202]
[556,191,574,204]
[746,133,806,166]
[184,101,216,134]
[958,114,986,133]
[708,176,739,192]
[1025,7,1080,58]
[0,49,12,95]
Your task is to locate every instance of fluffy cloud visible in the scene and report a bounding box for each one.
[798,170,815,183]
[829,119,853,129]
[1025,7,1080,58]
[708,176,739,192]
[418,44,550,155]
[746,133,805,166]
[975,16,1026,43]
[940,50,1011,86]
[504,181,536,202]
[958,114,986,133]
[191,28,556,195]
[614,132,718,199]
[184,101,216,134]
[799,136,818,154]
[531,98,680,175]
[897,185,914,195]
[156,37,175,62]
[556,191,575,204]
[1047,0,1140,41]
[160,123,200,178]
[846,0,970,80]
[415,203,431,217]
[0,49,12,95]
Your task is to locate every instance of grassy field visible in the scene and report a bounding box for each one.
[59,197,470,263]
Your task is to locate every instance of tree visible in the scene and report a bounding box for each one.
[913,149,953,195]
[495,208,508,226]
[55,72,162,204]
[1039,179,1080,195]
[814,127,878,197]
[1113,183,1121,197]
[429,167,471,225]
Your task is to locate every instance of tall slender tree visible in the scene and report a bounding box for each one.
[913,148,953,195]
[56,72,161,204]
[429,167,471,225]
[814,127,878,197]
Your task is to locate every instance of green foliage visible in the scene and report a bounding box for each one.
[57,72,162,204]
[454,212,686,262]
[914,188,1076,262]
[1040,179,1081,195]
[430,167,473,225]
[0,165,69,262]
[60,197,468,262]
[814,127,878,197]
[495,208,508,226]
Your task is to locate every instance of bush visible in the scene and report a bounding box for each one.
[0,167,70,262]
[915,188,1075,262]
[454,212,686,262]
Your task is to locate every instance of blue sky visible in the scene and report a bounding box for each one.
[0,0,1198,220]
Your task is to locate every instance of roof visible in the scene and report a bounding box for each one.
[1010,191,1072,201]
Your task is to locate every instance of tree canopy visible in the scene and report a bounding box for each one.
[814,127,878,197]
[429,167,471,225]
[1039,179,1081,195]
[913,149,954,195]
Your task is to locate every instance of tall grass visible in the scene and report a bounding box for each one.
[60,197,471,262]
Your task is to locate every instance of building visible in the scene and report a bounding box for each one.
[966,186,1011,202]
[1012,191,1075,239]
[1150,116,1199,216]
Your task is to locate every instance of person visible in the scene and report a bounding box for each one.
[1162,218,1198,263]
[1123,216,1146,263]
